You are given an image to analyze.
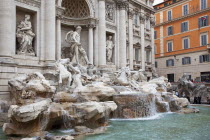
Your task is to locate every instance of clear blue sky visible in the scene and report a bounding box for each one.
[153,0,164,5]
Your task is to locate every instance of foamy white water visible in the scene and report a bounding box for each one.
[110,112,174,121]
[58,129,74,133]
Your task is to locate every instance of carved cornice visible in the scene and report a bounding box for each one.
[61,17,98,26]
[106,23,117,30]
[131,0,155,13]
[15,0,41,8]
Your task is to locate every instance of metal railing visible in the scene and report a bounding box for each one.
[155,5,210,25]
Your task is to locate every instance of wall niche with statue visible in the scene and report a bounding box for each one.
[16,6,37,56]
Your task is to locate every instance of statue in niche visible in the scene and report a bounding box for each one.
[65,26,91,65]
[106,36,115,63]
[16,14,35,55]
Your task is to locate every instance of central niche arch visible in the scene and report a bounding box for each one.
[62,0,90,18]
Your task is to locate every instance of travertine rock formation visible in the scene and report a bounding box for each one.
[3,60,191,138]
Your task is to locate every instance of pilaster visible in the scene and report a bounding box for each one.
[45,0,56,62]
[98,0,106,66]
[117,1,128,68]
[150,16,155,66]
[88,24,95,64]
[128,9,134,70]
[140,12,145,70]
[56,6,65,60]
[0,0,15,62]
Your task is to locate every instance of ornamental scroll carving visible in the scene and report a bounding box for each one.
[106,2,115,22]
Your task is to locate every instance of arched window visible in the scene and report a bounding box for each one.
[62,0,90,18]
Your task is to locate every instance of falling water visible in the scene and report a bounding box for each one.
[61,108,73,129]
[113,93,158,118]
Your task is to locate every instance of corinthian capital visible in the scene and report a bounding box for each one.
[116,0,128,10]
[87,24,96,28]
[128,9,135,19]
[56,6,65,19]
[150,17,155,27]
[140,12,146,23]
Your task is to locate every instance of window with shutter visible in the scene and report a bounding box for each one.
[168,11,172,21]
[172,59,174,66]
[183,38,189,49]
[168,26,173,35]
[200,33,208,46]
[181,23,184,32]
[166,59,174,67]
[201,0,207,10]
[200,54,210,63]
[167,41,173,52]
[182,57,191,65]
[182,22,188,32]
[185,22,188,31]
[183,5,188,16]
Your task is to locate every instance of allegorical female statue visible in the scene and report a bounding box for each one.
[16,15,35,55]
[106,36,115,63]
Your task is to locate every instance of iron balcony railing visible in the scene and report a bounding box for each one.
[155,5,210,25]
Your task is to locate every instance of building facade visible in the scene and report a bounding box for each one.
[154,0,210,82]
[0,0,155,100]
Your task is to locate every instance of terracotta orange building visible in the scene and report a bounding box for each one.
[154,0,210,82]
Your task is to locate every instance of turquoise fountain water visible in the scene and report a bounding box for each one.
[84,106,210,140]
[1,106,210,140]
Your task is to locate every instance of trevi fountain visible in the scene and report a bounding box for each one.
[0,0,210,140]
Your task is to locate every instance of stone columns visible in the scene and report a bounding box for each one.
[56,6,65,60]
[94,26,99,66]
[98,0,106,66]
[140,12,146,71]
[128,10,134,70]
[88,25,94,64]
[151,17,155,66]
[94,1,99,66]
[0,0,15,59]
[56,17,61,60]
[117,2,127,68]
[45,0,56,62]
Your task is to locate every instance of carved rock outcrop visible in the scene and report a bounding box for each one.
[73,82,116,102]
[8,72,56,104]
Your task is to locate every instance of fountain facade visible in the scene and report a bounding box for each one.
[0,0,200,139]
